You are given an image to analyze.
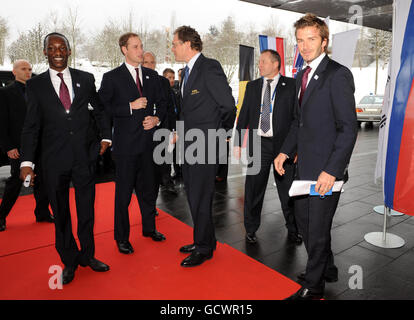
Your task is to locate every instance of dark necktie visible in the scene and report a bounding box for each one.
[57,73,71,111]
[135,68,143,96]
[260,79,273,133]
[182,66,189,91]
[299,66,312,106]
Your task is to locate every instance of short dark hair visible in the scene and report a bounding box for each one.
[174,26,203,52]
[119,32,140,55]
[43,32,71,51]
[163,68,175,76]
[261,49,281,69]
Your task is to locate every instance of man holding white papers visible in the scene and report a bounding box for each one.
[274,14,357,300]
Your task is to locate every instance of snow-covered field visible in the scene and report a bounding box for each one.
[1,59,387,104]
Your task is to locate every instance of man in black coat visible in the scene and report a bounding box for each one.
[99,33,167,256]
[20,33,112,285]
[234,49,301,246]
[275,14,358,300]
[172,26,236,267]
[142,51,177,195]
[0,60,52,232]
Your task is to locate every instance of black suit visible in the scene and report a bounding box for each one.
[21,68,112,267]
[280,55,358,292]
[235,75,297,235]
[99,64,166,241]
[179,53,236,255]
[0,81,50,221]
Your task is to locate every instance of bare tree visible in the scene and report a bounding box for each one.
[203,16,241,83]
[0,17,9,65]
[63,6,83,68]
[8,23,48,72]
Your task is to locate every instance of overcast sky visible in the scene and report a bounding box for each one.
[2,0,353,43]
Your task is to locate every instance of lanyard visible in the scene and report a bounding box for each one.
[261,83,277,113]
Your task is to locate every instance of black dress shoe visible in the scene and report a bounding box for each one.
[80,258,110,272]
[246,232,257,244]
[179,243,196,253]
[181,251,213,267]
[116,240,134,254]
[285,287,324,300]
[297,271,338,283]
[287,232,303,245]
[62,266,77,285]
[143,230,166,241]
[36,214,55,223]
[0,218,6,232]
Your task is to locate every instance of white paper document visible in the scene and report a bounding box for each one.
[289,180,344,197]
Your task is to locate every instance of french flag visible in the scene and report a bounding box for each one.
[377,0,414,215]
[292,44,304,78]
[259,35,285,76]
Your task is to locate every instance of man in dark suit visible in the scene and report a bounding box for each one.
[20,33,112,285]
[0,60,52,232]
[99,33,167,256]
[163,68,182,179]
[234,49,301,246]
[274,14,358,300]
[171,26,236,267]
[143,52,177,195]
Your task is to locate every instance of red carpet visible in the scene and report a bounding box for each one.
[0,182,300,300]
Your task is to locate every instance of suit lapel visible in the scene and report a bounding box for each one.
[120,63,141,97]
[141,67,150,97]
[183,53,203,99]
[301,55,329,107]
[43,70,66,110]
[69,68,81,107]
[253,78,263,127]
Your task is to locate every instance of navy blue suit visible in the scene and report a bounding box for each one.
[179,54,236,255]
[99,64,167,241]
[280,55,358,292]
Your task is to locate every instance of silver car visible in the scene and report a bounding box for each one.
[356,95,384,125]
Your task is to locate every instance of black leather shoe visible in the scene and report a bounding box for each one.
[297,271,338,283]
[287,232,303,245]
[181,251,213,267]
[80,258,110,272]
[246,232,257,244]
[116,240,134,254]
[0,218,6,232]
[143,230,166,241]
[62,266,77,285]
[285,287,324,300]
[36,214,55,223]
[179,243,196,253]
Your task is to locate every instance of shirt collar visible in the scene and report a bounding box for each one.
[187,52,201,72]
[125,62,141,73]
[49,67,70,77]
[264,73,280,84]
[306,52,326,71]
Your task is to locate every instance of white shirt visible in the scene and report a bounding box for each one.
[49,67,74,106]
[125,62,143,87]
[258,73,280,137]
[181,52,201,95]
[125,62,143,115]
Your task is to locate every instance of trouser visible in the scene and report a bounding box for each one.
[45,161,96,267]
[243,137,297,235]
[113,152,157,241]
[294,191,340,292]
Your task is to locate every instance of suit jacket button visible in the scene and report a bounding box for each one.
[69,131,73,135]
[299,122,304,127]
